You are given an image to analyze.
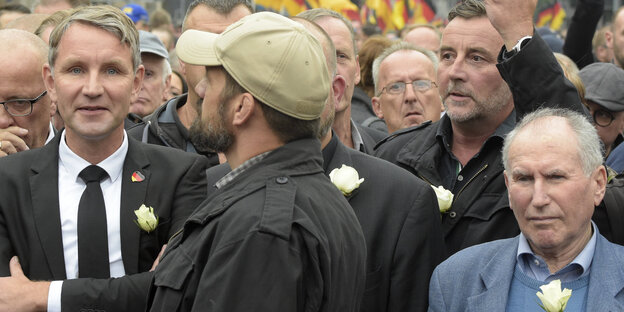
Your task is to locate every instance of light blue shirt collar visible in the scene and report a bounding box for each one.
[516,222,597,283]
[58,130,128,185]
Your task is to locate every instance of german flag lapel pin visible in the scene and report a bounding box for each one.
[131,171,145,182]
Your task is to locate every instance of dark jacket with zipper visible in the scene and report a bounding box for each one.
[146,138,367,312]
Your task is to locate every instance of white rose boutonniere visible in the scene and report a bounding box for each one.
[431,185,453,213]
[537,279,572,312]
[329,164,364,196]
[134,204,159,233]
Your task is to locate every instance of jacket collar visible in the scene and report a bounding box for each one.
[30,134,66,279]
[322,133,360,201]
[465,237,518,312]
[465,234,624,311]
[586,234,624,310]
[186,138,324,226]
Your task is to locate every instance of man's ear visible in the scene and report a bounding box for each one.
[606,31,614,49]
[332,74,346,107]
[371,96,384,119]
[131,65,145,103]
[593,165,608,206]
[178,59,186,76]
[42,64,57,103]
[231,93,255,127]
[162,74,172,101]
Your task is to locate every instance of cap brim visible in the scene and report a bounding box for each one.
[176,29,221,66]
[140,48,168,59]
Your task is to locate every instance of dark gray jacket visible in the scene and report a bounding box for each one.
[147,138,367,312]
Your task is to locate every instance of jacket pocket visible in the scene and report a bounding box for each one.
[151,248,194,312]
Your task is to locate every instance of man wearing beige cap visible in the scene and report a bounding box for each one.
[146,11,366,312]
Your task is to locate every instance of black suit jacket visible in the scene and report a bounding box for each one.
[0,133,208,311]
[205,135,446,312]
[323,135,445,312]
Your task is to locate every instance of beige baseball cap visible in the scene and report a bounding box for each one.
[176,12,329,120]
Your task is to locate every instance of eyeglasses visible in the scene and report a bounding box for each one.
[377,80,437,97]
[0,91,48,117]
[592,108,615,127]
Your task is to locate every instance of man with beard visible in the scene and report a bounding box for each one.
[128,0,252,166]
[204,17,446,311]
[375,0,585,255]
[146,12,366,311]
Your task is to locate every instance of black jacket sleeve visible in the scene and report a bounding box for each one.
[563,0,604,69]
[496,32,587,121]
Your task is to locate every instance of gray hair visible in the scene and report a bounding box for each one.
[502,108,603,176]
[297,8,358,55]
[183,0,254,31]
[372,41,438,95]
[48,5,140,72]
[448,0,487,21]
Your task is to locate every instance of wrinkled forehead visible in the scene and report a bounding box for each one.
[441,16,503,54]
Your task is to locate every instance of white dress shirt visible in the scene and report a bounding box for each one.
[47,130,129,311]
[45,122,55,145]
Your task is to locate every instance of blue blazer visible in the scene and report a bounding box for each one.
[428,234,624,311]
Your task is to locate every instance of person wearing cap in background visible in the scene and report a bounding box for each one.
[130,30,171,118]
[578,63,624,162]
[146,12,366,311]
[127,0,252,167]
[122,3,149,31]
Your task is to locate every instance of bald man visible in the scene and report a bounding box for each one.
[0,29,56,157]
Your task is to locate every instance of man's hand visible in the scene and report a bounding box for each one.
[0,127,29,157]
[0,257,49,312]
[484,0,538,51]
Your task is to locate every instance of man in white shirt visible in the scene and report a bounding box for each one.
[0,5,208,311]
[0,29,56,158]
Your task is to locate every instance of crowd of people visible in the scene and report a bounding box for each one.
[0,0,623,311]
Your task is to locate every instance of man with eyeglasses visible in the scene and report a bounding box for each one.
[0,29,56,158]
[578,63,624,162]
[371,42,443,134]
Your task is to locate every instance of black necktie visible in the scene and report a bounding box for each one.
[77,165,110,278]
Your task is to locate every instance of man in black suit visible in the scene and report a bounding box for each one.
[0,6,208,311]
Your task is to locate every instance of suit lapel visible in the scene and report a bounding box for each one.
[466,238,518,312]
[587,235,624,311]
[119,139,150,275]
[324,140,359,201]
[30,136,67,279]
